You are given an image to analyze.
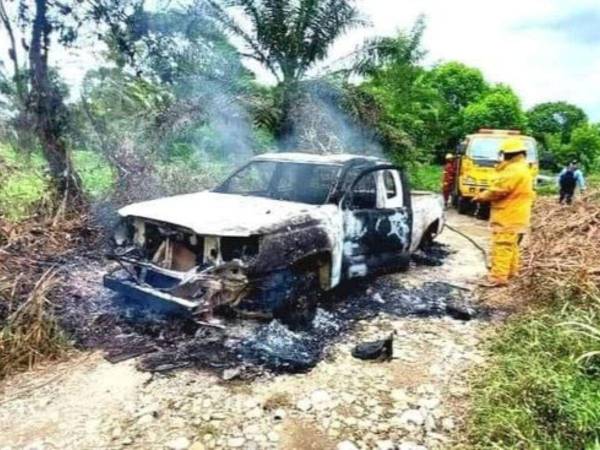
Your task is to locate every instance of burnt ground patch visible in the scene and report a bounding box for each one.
[57,243,479,378]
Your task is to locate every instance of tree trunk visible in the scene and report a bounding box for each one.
[276,77,300,150]
[28,0,83,211]
[0,0,24,102]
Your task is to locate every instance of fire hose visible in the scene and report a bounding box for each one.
[444,223,491,270]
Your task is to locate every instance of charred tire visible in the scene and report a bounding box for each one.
[396,252,411,273]
[457,196,472,215]
[419,221,439,250]
[259,269,320,329]
[273,270,319,329]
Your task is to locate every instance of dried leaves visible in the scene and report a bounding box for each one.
[515,190,600,302]
[0,215,99,378]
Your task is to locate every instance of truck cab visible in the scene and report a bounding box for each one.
[453,129,539,216]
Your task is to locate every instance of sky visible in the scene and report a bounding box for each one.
[1,0,599,120]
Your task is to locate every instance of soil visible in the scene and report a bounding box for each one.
[0,211,491,450]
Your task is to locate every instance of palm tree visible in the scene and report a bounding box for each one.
[208,0,364,138]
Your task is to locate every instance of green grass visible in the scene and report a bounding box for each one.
[469,300,600,449]
[0,143,116,222]
[409,163,442,191]
[0,144,51,221]
[72,150,115,198]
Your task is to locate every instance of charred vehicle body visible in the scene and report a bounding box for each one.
[104,153,445,322]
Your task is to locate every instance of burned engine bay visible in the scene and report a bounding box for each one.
[105,213,336,323]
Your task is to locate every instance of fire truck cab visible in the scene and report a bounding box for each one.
[453,129,539,217]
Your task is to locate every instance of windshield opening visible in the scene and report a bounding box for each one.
[467,137,537,162]
[215,161,341,205]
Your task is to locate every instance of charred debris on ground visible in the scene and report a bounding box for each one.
[1,215,477,379]
[62,241,479,378]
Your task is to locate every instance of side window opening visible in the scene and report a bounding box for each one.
[350,172,377,209]
[384,171,397,199]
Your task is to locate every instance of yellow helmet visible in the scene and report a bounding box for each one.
[445,153,455,161]
[501,137,527,154]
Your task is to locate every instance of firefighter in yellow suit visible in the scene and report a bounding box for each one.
[474,137,536,287]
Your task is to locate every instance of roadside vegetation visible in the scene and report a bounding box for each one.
[468,192,600,449]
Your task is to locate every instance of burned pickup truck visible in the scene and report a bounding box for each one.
[104,153,445,323]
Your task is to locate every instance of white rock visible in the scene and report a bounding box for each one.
[373,293,385,303]
[222,368,241,381]
[228,437,246,448]
[311,390,332,405]
[267,432,280,443]
[341,392,357,404]
[390,388,409,402]
[273,408,287,421]
[165,437,191,450]
[398,442,427,450]
[246,408,263,419]
[24,442,46,450]
[399,409,425,427]
[121,437,134,446]
[137,414,154,426]
[441,417,455,431]
[376,440,395,450]
[337,441,359,450]
[244,424,262,435]
[424,414,437,432]
[244,399,261,410]
[296,398,312,412]
[418,398,440,410]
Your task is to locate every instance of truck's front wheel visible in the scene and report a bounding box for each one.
[457,196,472,215]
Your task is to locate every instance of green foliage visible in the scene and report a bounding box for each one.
[408,164,442,191]
[469,301,600,449]
[209,0,363,84]
[72,151,115,199]
[0,144,50,221]
[561,124,600,171]
[527,101,588,144]
[429,62,488,111]
[359,19,443,162]
[429,61,489,153]
[527,102,590,170]
[462,84,527,133]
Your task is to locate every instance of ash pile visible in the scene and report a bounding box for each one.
[59,241,477,379]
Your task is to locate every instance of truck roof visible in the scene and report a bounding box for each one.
[253,152,385,166]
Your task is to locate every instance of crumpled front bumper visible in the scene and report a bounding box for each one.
[103,256,249,315]
[103,271,200,310]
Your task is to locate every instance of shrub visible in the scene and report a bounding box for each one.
[409,163,442,191]
[469,303,600,449]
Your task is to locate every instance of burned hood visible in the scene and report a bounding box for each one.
[118,191,326,237]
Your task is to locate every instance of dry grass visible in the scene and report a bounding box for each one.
[514,189,600,304]
[263,391,293,411]
[0,215,99,379]
[0,268,67,378]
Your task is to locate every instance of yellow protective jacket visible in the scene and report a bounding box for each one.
[477,154,536,233]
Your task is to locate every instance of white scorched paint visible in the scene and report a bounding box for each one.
[119,192,324,237]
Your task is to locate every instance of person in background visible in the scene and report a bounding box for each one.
[442,153,457,207]
[558,161,586,205]
[474,137,536,288]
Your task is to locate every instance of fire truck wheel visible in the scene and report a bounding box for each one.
[457,196,471,215]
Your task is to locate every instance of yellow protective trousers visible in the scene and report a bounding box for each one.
[490,232,521,283]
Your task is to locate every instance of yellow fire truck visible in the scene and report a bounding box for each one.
[453,129,539,217]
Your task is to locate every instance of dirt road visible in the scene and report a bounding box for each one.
[0,212,490,450]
